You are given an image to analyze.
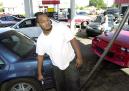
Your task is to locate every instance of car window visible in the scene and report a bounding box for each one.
[0,58,5,69]
[0,59,4,65]
[19,19,36,28]
[76,12,88,16]
[0,17,6,21]
[7,16,15,21]
[94,16,102,23]
[0,31,34,57]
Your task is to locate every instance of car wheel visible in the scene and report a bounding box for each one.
[1,78,43,91]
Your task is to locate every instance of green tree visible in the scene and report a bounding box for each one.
[89,0,106,9]
[80,7,84,10]
[112,3,119,8]
[89,0,97,6]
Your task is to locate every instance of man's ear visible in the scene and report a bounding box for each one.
[50,20,52,24]
[37,23,40,26]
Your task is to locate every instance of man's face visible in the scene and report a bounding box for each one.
[37,15,52,31]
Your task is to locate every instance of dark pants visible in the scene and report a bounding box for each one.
[53,58,80,91]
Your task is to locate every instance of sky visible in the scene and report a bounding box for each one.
[0,0,115,7]
[76,0,89,6]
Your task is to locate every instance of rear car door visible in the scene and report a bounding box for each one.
[15,18,42,39]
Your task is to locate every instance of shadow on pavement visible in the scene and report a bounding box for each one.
[77,38,129,91]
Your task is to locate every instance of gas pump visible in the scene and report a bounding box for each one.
[58,8,69,21]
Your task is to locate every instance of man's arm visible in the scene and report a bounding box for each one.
[70,38,83,68]
[37,55,44,81]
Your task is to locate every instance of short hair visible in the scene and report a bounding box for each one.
[34,12,48,22]
[103,11,107,16]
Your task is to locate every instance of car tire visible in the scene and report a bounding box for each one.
[0,78,43,91]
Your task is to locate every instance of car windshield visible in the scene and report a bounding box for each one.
[76,12,88,16]
[0,31,35,57]
[94,15,102,22]
[107,8,120,14]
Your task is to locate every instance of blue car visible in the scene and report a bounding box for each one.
[0,30,55,91]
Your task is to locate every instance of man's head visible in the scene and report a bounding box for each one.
[103,11,107,16]
[35,12,52,32]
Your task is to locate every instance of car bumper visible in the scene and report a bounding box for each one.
[92,38,129,67]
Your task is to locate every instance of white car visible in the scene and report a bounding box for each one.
[70,15,92,35]
[6,17,60,40]
[0,15,21,27]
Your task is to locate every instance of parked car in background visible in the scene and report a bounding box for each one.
[90,14,114,31]
[70,13,92,35]
[76,11,89,16]
[106,8,120,19]
[0,15,22,27]
[10,17,41,40]
[72,13,92,28]
[0,29,55,91]
[92,28,129,67]
[12,14,25,19]
[79,14,115,37]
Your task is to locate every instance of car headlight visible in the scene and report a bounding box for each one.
[120,47,129,53]
[121,47,126,51]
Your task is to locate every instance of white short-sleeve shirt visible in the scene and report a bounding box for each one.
[36,23,75,70]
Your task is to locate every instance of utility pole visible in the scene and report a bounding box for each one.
[24,0,33,17]
[70,0,75,19]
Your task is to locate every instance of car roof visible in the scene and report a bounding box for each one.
[0,27,13,34]
[12,17,59,28]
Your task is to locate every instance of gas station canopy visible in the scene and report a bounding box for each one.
[42,0,60,4]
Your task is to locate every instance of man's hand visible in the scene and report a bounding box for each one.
[76,58,83,69]
[70,38,83,69]
[38,74,43,81]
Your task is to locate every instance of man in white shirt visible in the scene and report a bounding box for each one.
[101,11,109,32]
[35,12,83,91]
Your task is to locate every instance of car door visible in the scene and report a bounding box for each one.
[0,57,9,82]
[15,18,42,39]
